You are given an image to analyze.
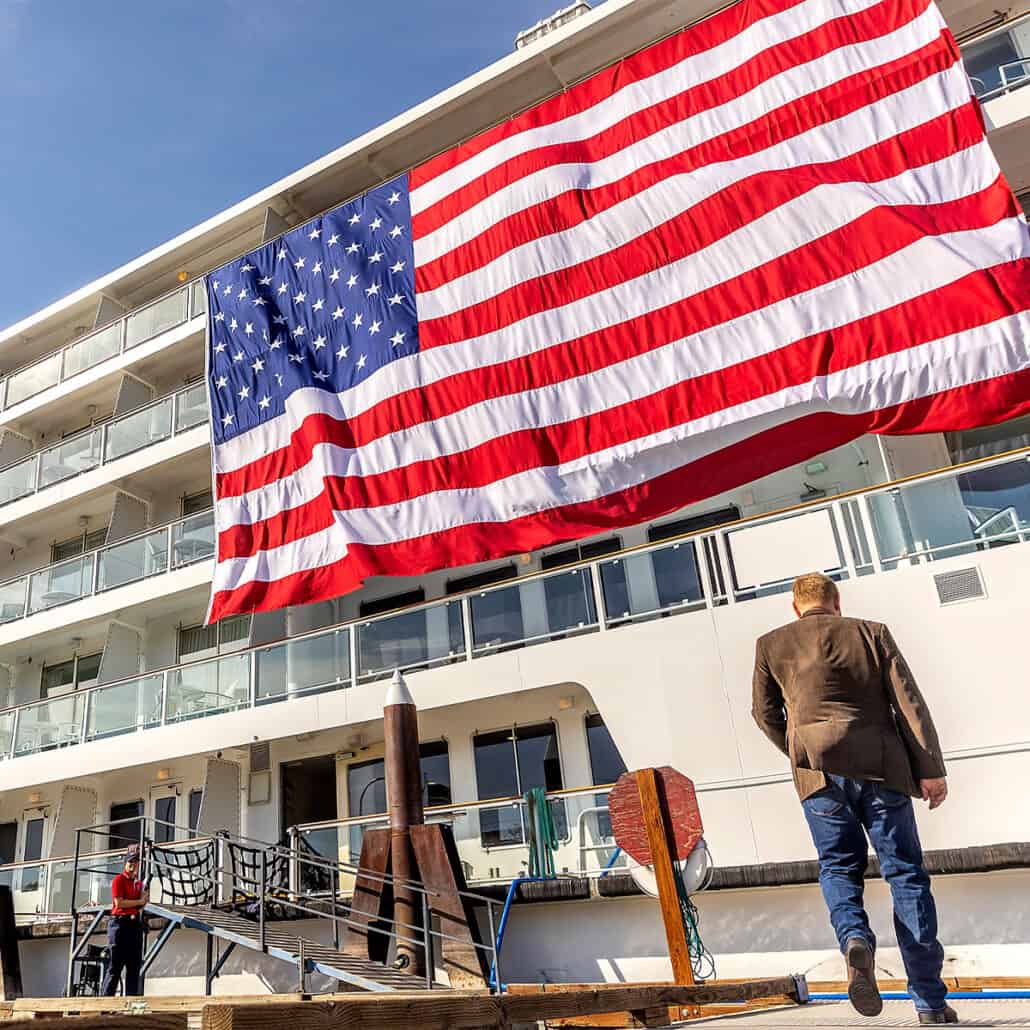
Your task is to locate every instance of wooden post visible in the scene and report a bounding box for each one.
[0,886,22,1000]
[634,769,695,988]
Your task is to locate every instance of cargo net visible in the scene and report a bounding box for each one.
[149,841,216,907]
[226,841,292,919]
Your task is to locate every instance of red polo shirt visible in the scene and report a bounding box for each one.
[111,873,143,917]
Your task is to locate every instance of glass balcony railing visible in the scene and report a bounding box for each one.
[0,381,207,512]
[469,567,597,655]
[963,21,1030,100]
[0,279,205,411]
[0,448,1028,764]
[0,508,214,626]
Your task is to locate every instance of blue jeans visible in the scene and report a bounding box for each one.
[801,775,946,1012]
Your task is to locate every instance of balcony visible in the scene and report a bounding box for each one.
[965,18,1030,103]
[0,282,205,416]
[0,447,1027,766]
[0,381,208,511]
[0,509,215,630]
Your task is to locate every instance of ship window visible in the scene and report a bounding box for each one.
[541,536,620,571]
[0,822,15,865]
[946,413,1030,465]
[154,796,177,844]
[648,506,741,543]
[181,489,213,516]
[51,528,109,563]
[419,740,452,808]
[177,615,251,660]
[359,588,425,618]
[109,800,144,851]
[188,790,204,838]
[41,652,102,698]
[473,723,565,847]
[446,564,517,595]
[585,714,627,786]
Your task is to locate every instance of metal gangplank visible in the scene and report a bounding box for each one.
[144,899,426,992]
[66,815,502,997]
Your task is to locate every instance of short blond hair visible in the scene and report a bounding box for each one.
[792,572,839,610]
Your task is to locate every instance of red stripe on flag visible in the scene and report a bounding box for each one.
[215,255,1030,562]
[216,155,1006,501]
[410,0,813,192]
[208,367,1030,620]
[412,0,934,244]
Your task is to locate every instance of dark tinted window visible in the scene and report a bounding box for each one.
[0,823,15,865]
[648,506,740,543]
[23,819,44,862]
[347,759,387,817]
[585,714,627,785]
[473,729,518,800]
[541,536,620,570]
[359,589,425,618]
[188,790,203,838]
[109,800,144,851]
[154,796,177,844]
[515,724,563,793]
[447,564,517,594]
[419,740,452,807]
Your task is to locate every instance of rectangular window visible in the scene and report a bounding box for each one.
[446,564,517,595]
[51,528,109,563]
[40,652,103,698]
[419,740,452,808]
[473,723,565,847]
[648,506,741,543]
[109,800,144,851]
[188,790,203,838]
[585,714,627,786]
[177,614,251,659]
[541,536,620,571]
[359,588,425,618]
[154,795,177,844]
[20,817,45,893]
[0,822,16,865]
[182,489,213,516]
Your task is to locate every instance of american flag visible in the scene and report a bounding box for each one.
[206,0,1030,621]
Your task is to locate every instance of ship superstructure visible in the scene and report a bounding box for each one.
[1,0,1029,995]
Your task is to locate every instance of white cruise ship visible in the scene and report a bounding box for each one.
[0,0,1029,999]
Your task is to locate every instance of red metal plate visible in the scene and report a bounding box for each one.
[609,767,703,865]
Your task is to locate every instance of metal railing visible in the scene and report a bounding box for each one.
[0,380,208,510]
[0,509,214,629]
[972,57,1030,100]
[0,280,205,412]
[293,785,623,887]
[65,815,504,994]
[0,447,1028,763]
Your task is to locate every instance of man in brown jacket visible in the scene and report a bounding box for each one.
[752,573,954,1025]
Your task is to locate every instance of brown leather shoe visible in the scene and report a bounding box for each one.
[918,1005,959,1024]
[845,937,883,1017]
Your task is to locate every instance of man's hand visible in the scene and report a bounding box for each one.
[140,890,150,907]
[920,777,948,810]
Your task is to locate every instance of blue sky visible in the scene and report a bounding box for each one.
[0,1,601,328]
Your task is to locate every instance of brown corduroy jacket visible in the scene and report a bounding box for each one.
[751,608,946,801]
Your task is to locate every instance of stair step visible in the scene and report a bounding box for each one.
[148,902,428,992]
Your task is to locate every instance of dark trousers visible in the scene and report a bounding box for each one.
[801,775,947,1012]
[102,916,143,996]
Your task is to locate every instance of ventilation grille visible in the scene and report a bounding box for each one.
[250,741,271,773]
[933,567,985,605]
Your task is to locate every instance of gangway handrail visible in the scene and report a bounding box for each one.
[67,814,504,996]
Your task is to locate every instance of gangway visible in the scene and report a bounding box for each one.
[65,815,501,996]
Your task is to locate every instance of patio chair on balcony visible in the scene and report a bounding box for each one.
[967,504,1022,547]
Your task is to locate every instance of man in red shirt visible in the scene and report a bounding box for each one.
[102,847,149,996]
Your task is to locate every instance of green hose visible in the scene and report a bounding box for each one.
[525,787,559,878]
